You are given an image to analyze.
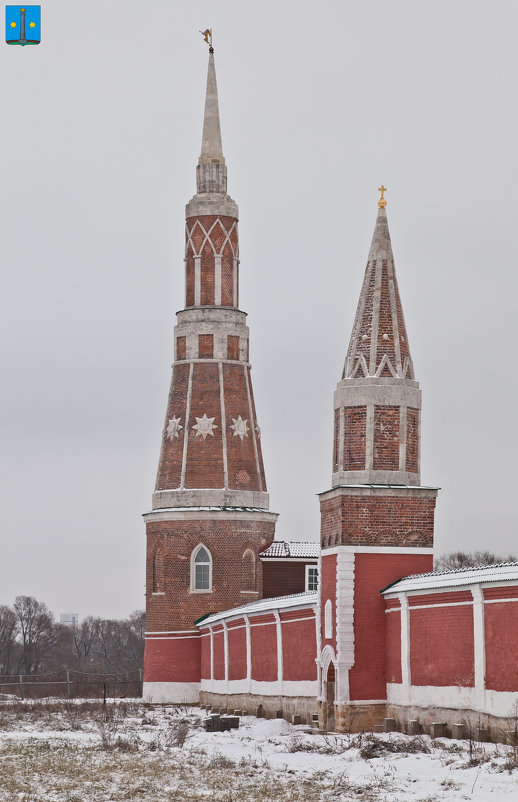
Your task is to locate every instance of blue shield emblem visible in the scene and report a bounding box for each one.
[6,6,40,45]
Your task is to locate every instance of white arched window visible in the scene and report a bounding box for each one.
[324,599,333,639]
[191,545,212,593]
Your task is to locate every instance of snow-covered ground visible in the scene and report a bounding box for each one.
[0,699,517,800]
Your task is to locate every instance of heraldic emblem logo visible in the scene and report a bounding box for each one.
[6,6,40,46]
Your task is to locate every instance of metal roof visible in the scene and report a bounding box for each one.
[259,541,320,559]
[196,591,318,627]
[382,562,518,595]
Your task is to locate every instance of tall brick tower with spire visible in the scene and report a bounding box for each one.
[317,190,439,730]
[143,43,277,703]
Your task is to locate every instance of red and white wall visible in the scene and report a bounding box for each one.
[197,593,318,701]
[383,564,518,718]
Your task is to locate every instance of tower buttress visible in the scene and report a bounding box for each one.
[317,194,439,729]
[143,48,277,703]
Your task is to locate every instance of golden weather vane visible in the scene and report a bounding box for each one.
[378,185,387,208]
[200,29,213,52]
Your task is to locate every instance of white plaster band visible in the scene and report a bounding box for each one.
[319,485,439,500]
[321,545,434,556]
[334,383,421,409]
[145,507,277,523]
[150,489,272,511]
[143,681,200,704]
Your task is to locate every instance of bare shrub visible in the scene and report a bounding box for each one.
[359,734,430,759]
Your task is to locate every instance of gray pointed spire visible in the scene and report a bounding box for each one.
[367,206,394,262]
[196,51,227,194]
[199,51,225,166]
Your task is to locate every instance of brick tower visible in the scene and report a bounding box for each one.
[317,191,439,730]
[143,47,277,703]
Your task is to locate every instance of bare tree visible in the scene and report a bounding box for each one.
[72,616,99,665]
[0,605,18,675]
[434,551,517,572]
[13,596,66,674]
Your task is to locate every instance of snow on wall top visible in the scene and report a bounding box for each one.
[196,591,318,628]
[382,562,518,595]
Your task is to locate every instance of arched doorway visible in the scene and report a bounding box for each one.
[325,662,336,731]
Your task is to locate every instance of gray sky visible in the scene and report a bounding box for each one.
[1,0,517,620]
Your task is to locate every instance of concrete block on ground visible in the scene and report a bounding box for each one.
[233,710,242,717]
[256,705,264,718]
[373,724,384,733]
[292,714,301,725]
[452,723,466,739]
[276,710,283,719]
[383,718,397,733]
[476,727,489,743]
[430,722,447,739]
[408,720,421,735]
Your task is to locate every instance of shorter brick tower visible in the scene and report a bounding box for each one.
[143,48,277,703]
[318,192,439,729]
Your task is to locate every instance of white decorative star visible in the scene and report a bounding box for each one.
[230,415,249,440]
[166,415,183,440]
[255,424,261,439]
[192,413,217,439]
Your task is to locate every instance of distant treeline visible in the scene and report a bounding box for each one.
[0,596,144,677]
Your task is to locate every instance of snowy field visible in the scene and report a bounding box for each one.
[0,700,517,800]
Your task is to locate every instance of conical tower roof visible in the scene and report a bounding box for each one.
[343,205,414,381]
[199,50,225,166]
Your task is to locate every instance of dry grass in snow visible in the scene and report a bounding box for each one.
[0,699,517,800]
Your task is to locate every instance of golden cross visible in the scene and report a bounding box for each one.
[200,29,213,51]
[378,184,387,208]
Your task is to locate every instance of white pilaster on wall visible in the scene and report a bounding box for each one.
[399,593,411,694]
[335,550,355,703]
[180,362,194,489]
[338,407,345,472]
[399,406,407,472]
[209,625,215,693]
[244,366,263,491]
[214,255,222,305]
[366,405,375,470]
[194,256,202,305]
[223,621,229,692]
[232,257,238,307]
[244,614,251,693]
[274,610,283,693]
[218,363,229,489]
[471,585,486,708]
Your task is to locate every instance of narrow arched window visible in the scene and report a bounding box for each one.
[152,547,164,593]
[191,545,212,592]
[241,549,256,591]
[324,599,333,639]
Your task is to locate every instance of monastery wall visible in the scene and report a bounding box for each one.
[197,593,319,723]
[383,568,518,725]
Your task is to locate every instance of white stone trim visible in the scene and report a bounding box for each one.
[197,593,317,628]
[180,361,194,489]
[472,585,486,709]
[335,550,355,703]
[369,258,383,375]
[484,596,518,604]
[150,489,273,512]
[214,254,222,305]
[232,257,238,307]
[194,255,201,306]
[318,644,337,702]
[146,506,276,522]
[399,593,411,692]
[143,681,200,704]
[387,257,402,374]
[334,381,421,409]
[145,632,200,639]
[209,625,214,688]
[244,614,252,691]
[223,620,229,690]
[218,362,229,489]
[322,545,433,556]
[386,682,518,719]
[274,610,283,691]
[244,364,263,492]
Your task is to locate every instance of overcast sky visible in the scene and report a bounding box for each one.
[0,0,517,620]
